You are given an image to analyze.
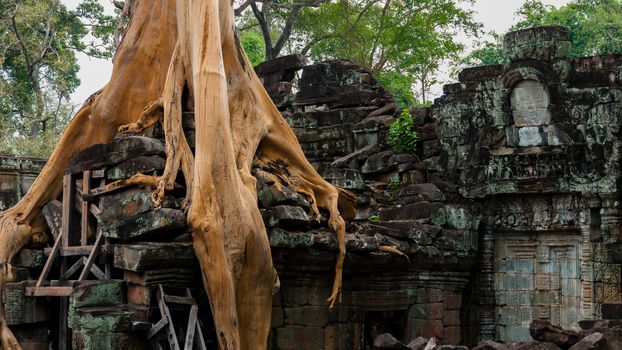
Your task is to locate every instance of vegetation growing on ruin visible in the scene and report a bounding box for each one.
[389,109,418,155]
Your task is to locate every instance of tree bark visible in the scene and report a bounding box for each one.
[0,0,352,349]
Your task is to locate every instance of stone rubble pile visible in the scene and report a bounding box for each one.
[371,307,622,350]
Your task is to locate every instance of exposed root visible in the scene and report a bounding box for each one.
[118,97,163,134]
[155,44,195,208]
[379,245,410,262]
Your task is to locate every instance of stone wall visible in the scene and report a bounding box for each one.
[0,156,46,211]
[257,55,479,348]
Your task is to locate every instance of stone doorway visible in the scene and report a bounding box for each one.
[494,233,582,341]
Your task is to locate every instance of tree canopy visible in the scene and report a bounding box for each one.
[237,0,481,107]
[0,0,117,157]
[464,0,622,67]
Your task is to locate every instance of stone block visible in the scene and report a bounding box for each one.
[568,332,606,350]
[284,306,329,327]
[406,337,428,350]
[67,136,164,174]
[3,282,51,325]
[504,26,570,61]
[273,326,325,350]
[13,249,44,268]
[99,208,187,241]
[70,280,125,311]
[518,126,547,147]
[262,205,309,228]
[415,288,443,303]
[255,54,306,76]
[272,307,285,328]
[113,242,196,272]
[379,202,442,221]
[442,326,462,345]
[106,155,165,181]
[443,310,461,326]
[602,302,622,320]
[406,319,443,339]
[409,303,444,320]
[372,333,408,349]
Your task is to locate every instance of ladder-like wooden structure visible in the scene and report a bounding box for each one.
[148,284,208,350]
[27,170,111,349]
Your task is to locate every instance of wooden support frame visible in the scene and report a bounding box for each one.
[147,285,207,350]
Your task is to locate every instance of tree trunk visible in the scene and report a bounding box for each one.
[0,0,352,349]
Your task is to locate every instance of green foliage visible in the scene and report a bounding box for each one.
[291,0,481,104]
[368,215,380,223]
[513,0,622,57]
[461,32,507,66]
[389,177,401,190]
[0,0,118,157]
[462,0,622,67]
[240,30,266,66]
[389,109,418,154]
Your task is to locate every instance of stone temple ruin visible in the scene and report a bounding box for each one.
[0,25,621,349]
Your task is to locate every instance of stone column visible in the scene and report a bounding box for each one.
[477,231,496,341]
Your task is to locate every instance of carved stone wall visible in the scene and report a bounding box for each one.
[0,156,46,211]
[427,25,622,343]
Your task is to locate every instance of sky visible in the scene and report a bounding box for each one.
[65,0,572,105]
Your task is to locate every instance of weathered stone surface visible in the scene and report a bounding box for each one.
[262,205,310,228]
[113,243,196,272]
[99,208,187,241]
[406,336,428,350]
[530,320,580,349]
[13,249,44,268]
[512,342,563,350]
[67,136,164,174]
[372,333,408,350]
[473,340,510,350]
[106,155,165,181]
[2,282,50,325]
[504,26,570,62]
[568,333,606,350]
[379,202,442,221]
[255,54,306,76]
[601,302,622,320]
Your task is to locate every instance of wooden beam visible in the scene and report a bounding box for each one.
[184,305,198,350]
[25,286,73,297]
[60,257,85,280]
[147,318,168,339]
[158,285,181,350]
[61,174,77,247]
[81,170,92,246]
[36,232,63,288]
[79,232,103,281]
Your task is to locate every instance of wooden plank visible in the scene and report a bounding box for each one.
[36,232,63,288]
[89,264,107,280]
[79,232,103,281]
[25,286,73,297]
[61,175,73,248]
[163,294,196,305]
[147,318,168,339]
[184,305,198,350]
[81,170,92,246]
[158,285,181,350]
[194,319,208,350]
[44,245,93,256]
[60,257,85,280]
[89,203,101,216]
